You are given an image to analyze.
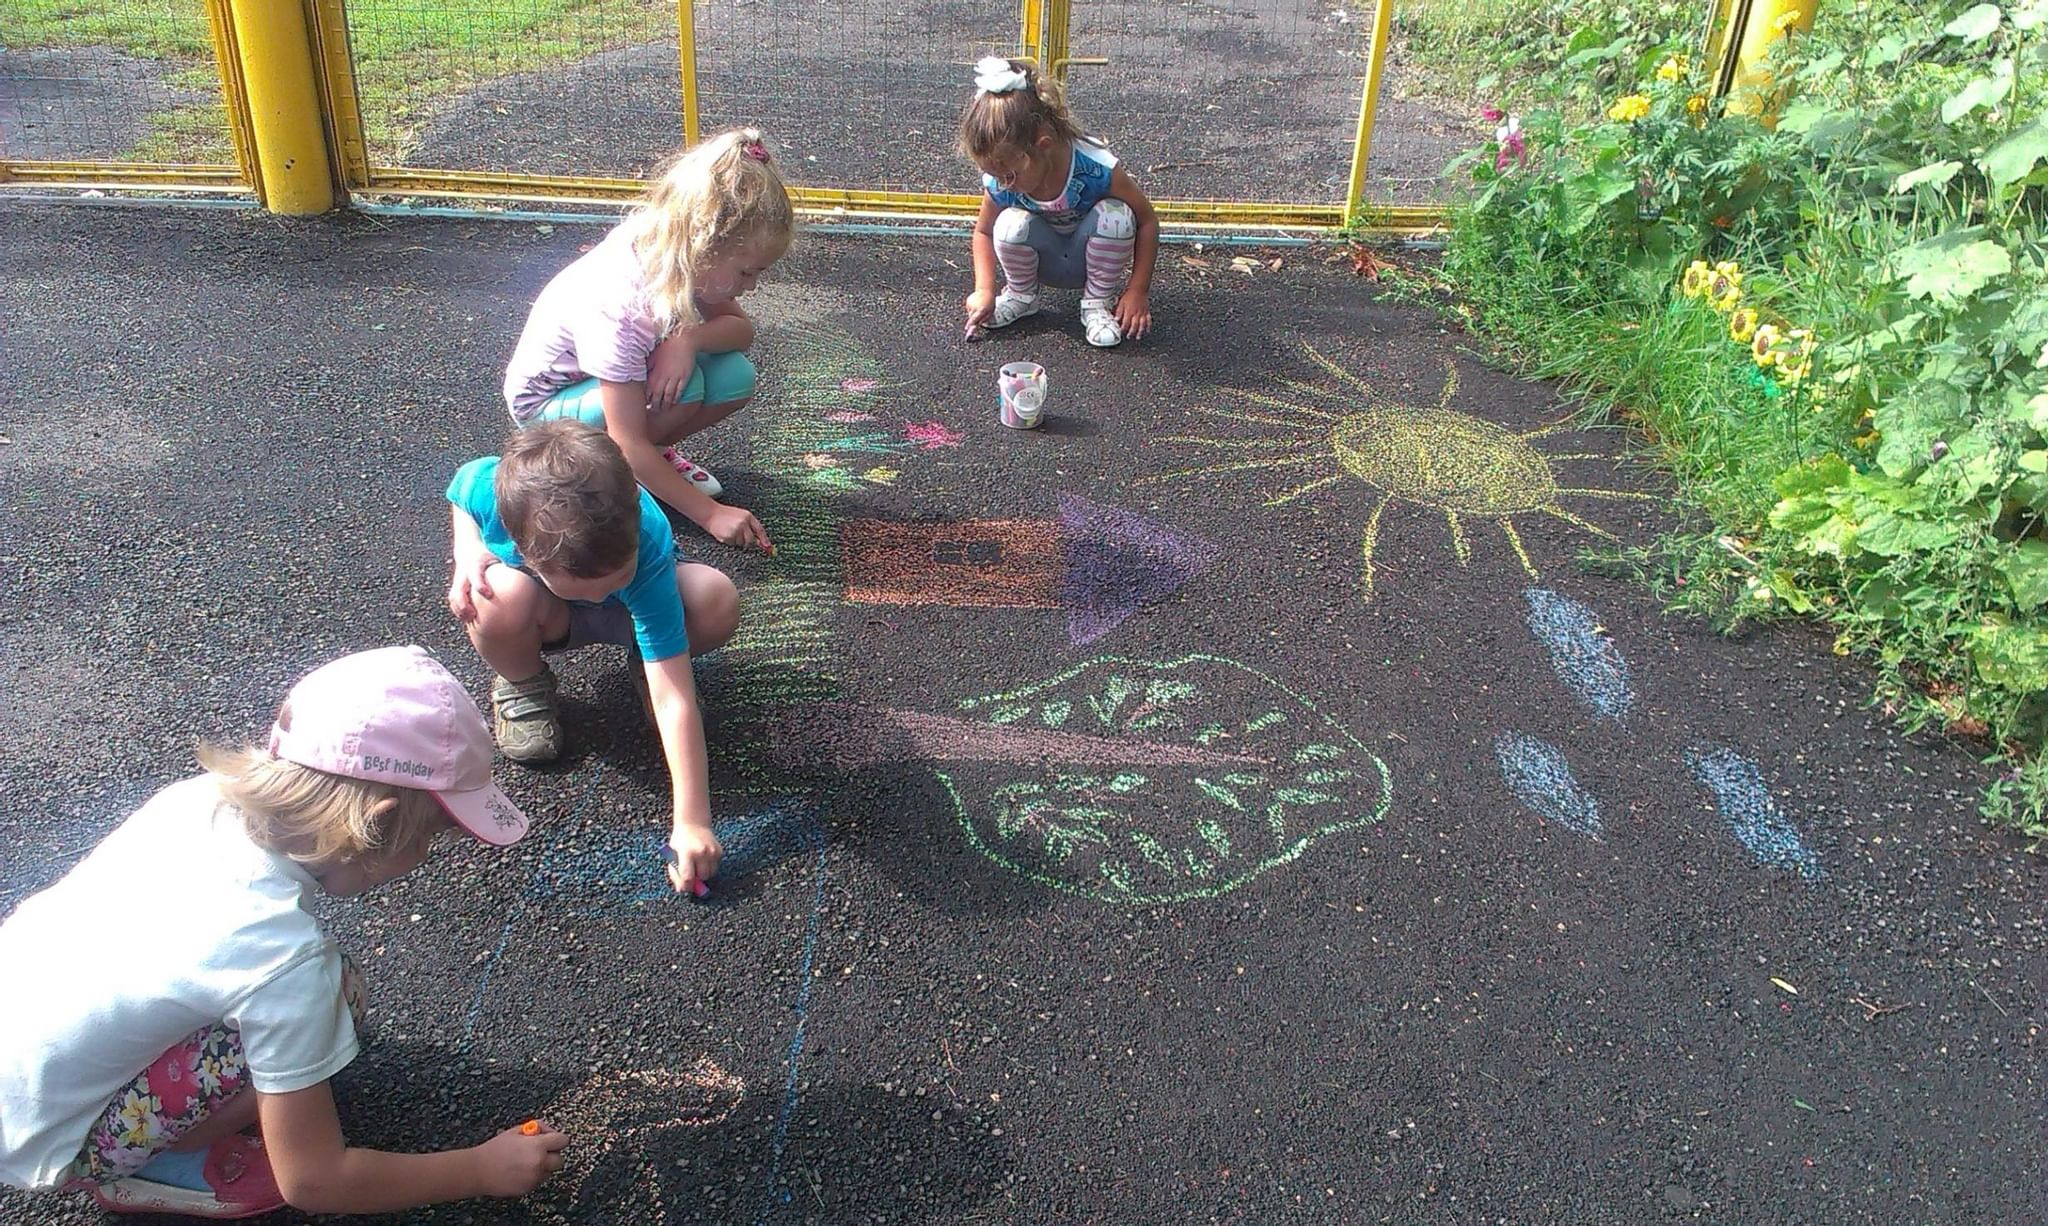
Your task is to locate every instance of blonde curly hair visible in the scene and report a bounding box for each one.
[630,126,794,334]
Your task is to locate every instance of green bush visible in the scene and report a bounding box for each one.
[1414,0,2048,835]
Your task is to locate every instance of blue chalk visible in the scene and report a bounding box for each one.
[1524,589,1634,721]
[1494,731,1601,838]
[1684,744,1824,880]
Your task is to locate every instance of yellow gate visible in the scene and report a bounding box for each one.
[303,0,1417,232]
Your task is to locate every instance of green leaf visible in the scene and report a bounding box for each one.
[1774,454,1854,498]
[1856,511,1960,557]
[1946,3,2005,41]
[1941,60,2014,124]
[1981,117,2048,187]
[1972,619,2048,690]
[1894,160,1965,193]
[1764,570,1815,614]
[1864,33,1911,65]
[1892,231,2012,302]
[1999,541,2048,609]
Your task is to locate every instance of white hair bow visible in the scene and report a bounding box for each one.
[974,56,1029,94]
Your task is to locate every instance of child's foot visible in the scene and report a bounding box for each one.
[984,291,1041,330]
[1081,302,1123,348]
[490,665,562,763]
[662,448,723,498]
[90,1134,284,1219]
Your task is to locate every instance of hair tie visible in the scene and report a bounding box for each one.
[974,56,1029,95]
[741,139,769,162]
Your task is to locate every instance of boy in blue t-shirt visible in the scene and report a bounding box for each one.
[446,420,738,890]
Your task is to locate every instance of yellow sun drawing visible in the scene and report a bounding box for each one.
[1144,344,1652,599]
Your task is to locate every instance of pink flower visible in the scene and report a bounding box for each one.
[1481,105,1505,123]
[903,421,962,449]
[148,1049,198,1117]
[1492,115,1527,172]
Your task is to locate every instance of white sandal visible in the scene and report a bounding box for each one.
[1081,303,1123,348]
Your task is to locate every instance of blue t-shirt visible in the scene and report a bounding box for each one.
[446,457,690,663]
[983,139,1118,231]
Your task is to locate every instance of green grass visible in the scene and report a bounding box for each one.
[0,0,674,166]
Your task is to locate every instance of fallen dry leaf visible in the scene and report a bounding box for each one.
[1348,244,1395,280]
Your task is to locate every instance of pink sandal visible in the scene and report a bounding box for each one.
[661,448,722,497]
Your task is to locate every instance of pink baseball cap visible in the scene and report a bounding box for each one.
[267,646,529,846]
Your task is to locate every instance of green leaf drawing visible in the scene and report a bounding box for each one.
[941,655,1394,906]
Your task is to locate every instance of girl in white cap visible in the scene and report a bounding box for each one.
[0,646,566,1218]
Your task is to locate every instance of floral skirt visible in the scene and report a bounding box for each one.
[60,954,365,1188]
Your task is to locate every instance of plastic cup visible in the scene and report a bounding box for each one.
[999,361,1047,429]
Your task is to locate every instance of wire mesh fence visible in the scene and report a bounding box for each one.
[339,0,681,178]
[693,0,1013,196]
[0,0,235,166]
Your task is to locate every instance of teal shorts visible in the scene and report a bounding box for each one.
[527,349,757,428]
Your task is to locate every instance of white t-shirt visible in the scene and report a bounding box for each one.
[0,776,358,1190]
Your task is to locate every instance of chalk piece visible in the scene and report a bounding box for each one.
[520,1119,542,1136]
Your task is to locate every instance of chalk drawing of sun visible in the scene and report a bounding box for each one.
[1143,344,1651,599]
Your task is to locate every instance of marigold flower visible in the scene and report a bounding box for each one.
[1657,56,1688,82]
[1686,94,1707,116]
[1607,94,1652,122]
[1751,322,1782,365]
[1771,9,1803,34]
[1728,307,1759,343]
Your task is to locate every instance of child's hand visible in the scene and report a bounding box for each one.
[964,289,996,332]
[1115,288,1152,341]
[473,1121,567,1197]
[648,332,698,410]
[704,503,773,554]
[446,551,496,622]
[666,823,723,893]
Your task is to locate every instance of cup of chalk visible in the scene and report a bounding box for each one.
[998,361,1047,429]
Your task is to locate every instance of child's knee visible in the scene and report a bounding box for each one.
[704,350,757,406]
[471,567,544,633]
[993,207,1036,247]
[1092,198,1135,240]
[681,565,740,652]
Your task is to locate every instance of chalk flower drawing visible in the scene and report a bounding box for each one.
[940,654,1391,905]
[1145,344,1651,599]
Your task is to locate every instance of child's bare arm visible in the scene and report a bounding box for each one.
[447,505,495,622]
[644,652,720,890]
[258,1082,565,1214]
[1108,167,1159,338]
[597,378,768,551]
[965,193,1004,329]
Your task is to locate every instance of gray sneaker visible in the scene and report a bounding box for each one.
[490,666,562,762]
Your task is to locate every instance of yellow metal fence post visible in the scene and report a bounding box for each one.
[1343,0,1395,225]
[224,0,335,212]
[679,0,701,147]
[1717,0,1818,123]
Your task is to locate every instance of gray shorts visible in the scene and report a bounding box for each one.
[544,598,637,655]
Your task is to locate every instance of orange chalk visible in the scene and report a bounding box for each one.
[520,1119,542,1136]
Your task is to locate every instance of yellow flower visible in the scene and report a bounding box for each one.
[1686,94,1707,116]
[1779,355,1813,383]
[1708,265,1742,310]
[1657,56,1690,82]
[1681,260,1711,298]
[1772,9,1803,34]
[1608,94,1652,122]
[1728,307,1759,343]
[1713,260,1742,286]
[1751,322,1782,365]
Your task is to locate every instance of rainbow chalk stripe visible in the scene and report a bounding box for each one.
[999,361,1047,429]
